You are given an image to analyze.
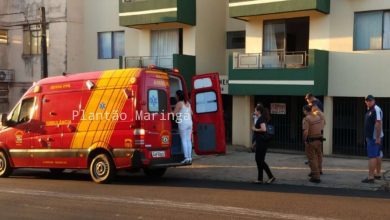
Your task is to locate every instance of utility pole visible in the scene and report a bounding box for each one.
[40,6,48,78]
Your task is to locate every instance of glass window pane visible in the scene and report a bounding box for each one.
[98,32,112,59]
[113,31,124,58]
[383,12,390,49]
[195,91,217,114]
[23,31,31,55]
[148,90,167,113]
[227,31,245,49]
[354,11,383,50]
[151,29,179,57]
[31,30,41,54]
[263,20,285,52]
[9,103,21,123]
[18,98,35,123]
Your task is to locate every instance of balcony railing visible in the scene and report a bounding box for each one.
[124,56,173,69]
[233,51,307,69]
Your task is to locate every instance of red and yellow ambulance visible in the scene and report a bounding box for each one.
[0,67,225,183]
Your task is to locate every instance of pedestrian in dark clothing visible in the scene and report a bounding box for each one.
[305,93,323,112]
[252,105,275,184]
[251,102,263,152]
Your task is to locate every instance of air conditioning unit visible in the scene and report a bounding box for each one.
[0,69,14,82]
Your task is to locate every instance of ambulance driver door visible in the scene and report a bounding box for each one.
[4,97,35,167]
[191,73,226,155]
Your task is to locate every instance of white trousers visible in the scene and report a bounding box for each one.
[179,123,193,160]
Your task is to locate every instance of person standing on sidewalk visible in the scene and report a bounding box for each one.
[312,103,326,176]
[251,103,263,152]
[252,105,275,184]
[174,90,193,164]
[304,93,324,166]
[362,95,383,183]
[305,93,323,111]
[302,105,325,183]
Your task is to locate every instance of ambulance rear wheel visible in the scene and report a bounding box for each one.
[90,154,115,184]
[0,151,12,178]
[144,168,167,178]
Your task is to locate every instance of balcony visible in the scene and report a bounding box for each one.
[121,54,195,89]
[229,0,330,20]
[233,51,307,69]
[119,0,196,29]
[228,49,329,96]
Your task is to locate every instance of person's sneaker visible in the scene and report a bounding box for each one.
[266,177,276,184]
[304,161,309,165]
[309,178,321,183]
[374,175,382,180]
[361,178,375,183]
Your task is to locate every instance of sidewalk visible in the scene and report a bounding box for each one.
[166,146,390,192]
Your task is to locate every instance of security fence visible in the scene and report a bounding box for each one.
[333,97,389,158]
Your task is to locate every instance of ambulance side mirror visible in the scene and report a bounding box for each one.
[0,113,10,127]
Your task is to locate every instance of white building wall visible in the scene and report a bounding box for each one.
[66,0,84,73]
[195,0,227,75]
[328,0,390,97]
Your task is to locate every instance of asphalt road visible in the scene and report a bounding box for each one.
[0,169,389,220]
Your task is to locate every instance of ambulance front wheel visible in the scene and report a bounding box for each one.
[0,151,13,178]
[89,153,116,184]
[143,168,167,178]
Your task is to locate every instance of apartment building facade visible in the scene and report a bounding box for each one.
[229,0,390,158]
[2,0,388,158]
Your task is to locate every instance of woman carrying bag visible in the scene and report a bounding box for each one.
[252,105,276,184]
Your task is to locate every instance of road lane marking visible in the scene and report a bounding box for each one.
[0,187,338,220]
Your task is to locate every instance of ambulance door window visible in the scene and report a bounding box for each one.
[18,98,35,123]
[8,103,21,124]
[8,98,34,125]
[148,89,167,113]
[195,91,217,114]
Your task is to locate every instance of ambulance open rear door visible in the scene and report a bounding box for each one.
[191,73,226,155]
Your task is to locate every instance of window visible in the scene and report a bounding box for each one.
[148,90,168,113]
[354,11,390,50]
[0,30,7,44]
[227,31,245,49]
[23,25,49,55]
[151,29,180,57]
[195,91,218,114]
[98,31,124,59]
[263,17,309,52]
[7,98,35,125]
